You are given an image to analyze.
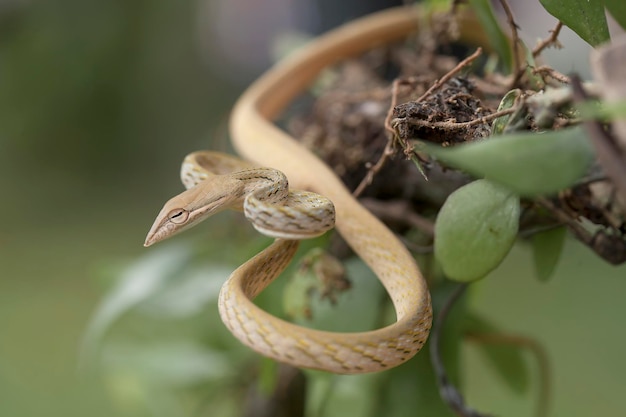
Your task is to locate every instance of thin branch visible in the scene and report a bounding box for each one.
[532,21,563,58]
[532,66,571,84]
[571,75,626,201]
[430,284,491,417]
[497,0,523,87]
[361,198,435,236]
[393,107,516,132]
[536,197,626,264]
[536,197,593,245]
[415,47,483,104]
[354,78,418,198]
[384,78,406,133]
[399,237,434,255]
[353,140,395,197]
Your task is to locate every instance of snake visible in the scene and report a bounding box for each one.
[145,6,487,374]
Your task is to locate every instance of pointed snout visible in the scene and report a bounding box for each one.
[143,215,168,247]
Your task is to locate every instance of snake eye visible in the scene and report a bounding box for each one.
[168,209,189,224]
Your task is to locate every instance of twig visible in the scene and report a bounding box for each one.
[355,78,416,197]
[430,284,491,417]
[571,75,626,201]
[536,197,626,264]
[400,237,434,255]
[353,140,395,197]
[354,78,417,198]
[384,78,406,133]
[498,0,523,88]
[536,197,592,245]
[415,47,483,104]
[532,21,563,58]
[361,198,435,236]
[532,66,570,84]
[392,107,516,132]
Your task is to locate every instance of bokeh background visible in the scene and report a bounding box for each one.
[1,1,624,416]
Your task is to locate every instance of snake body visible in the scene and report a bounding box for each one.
[146,147,431,373]
[145,6,485,373]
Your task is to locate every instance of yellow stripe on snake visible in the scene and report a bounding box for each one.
[144,5,490,373]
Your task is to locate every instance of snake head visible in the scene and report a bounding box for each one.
[144,178,241,247]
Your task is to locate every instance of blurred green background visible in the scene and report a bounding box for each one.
[1,1,625,417]
[0,1,238,415]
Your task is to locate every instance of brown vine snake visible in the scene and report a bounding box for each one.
[145,6,486,374]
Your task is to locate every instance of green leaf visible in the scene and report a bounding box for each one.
[605,0,626,31]
[463,313,530,393]
[531,226,567,281]
[418,126,594,197]
[468,0,513,72]
[539,0,610,46]
[435,179,520,282]
[491,89,522,135]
